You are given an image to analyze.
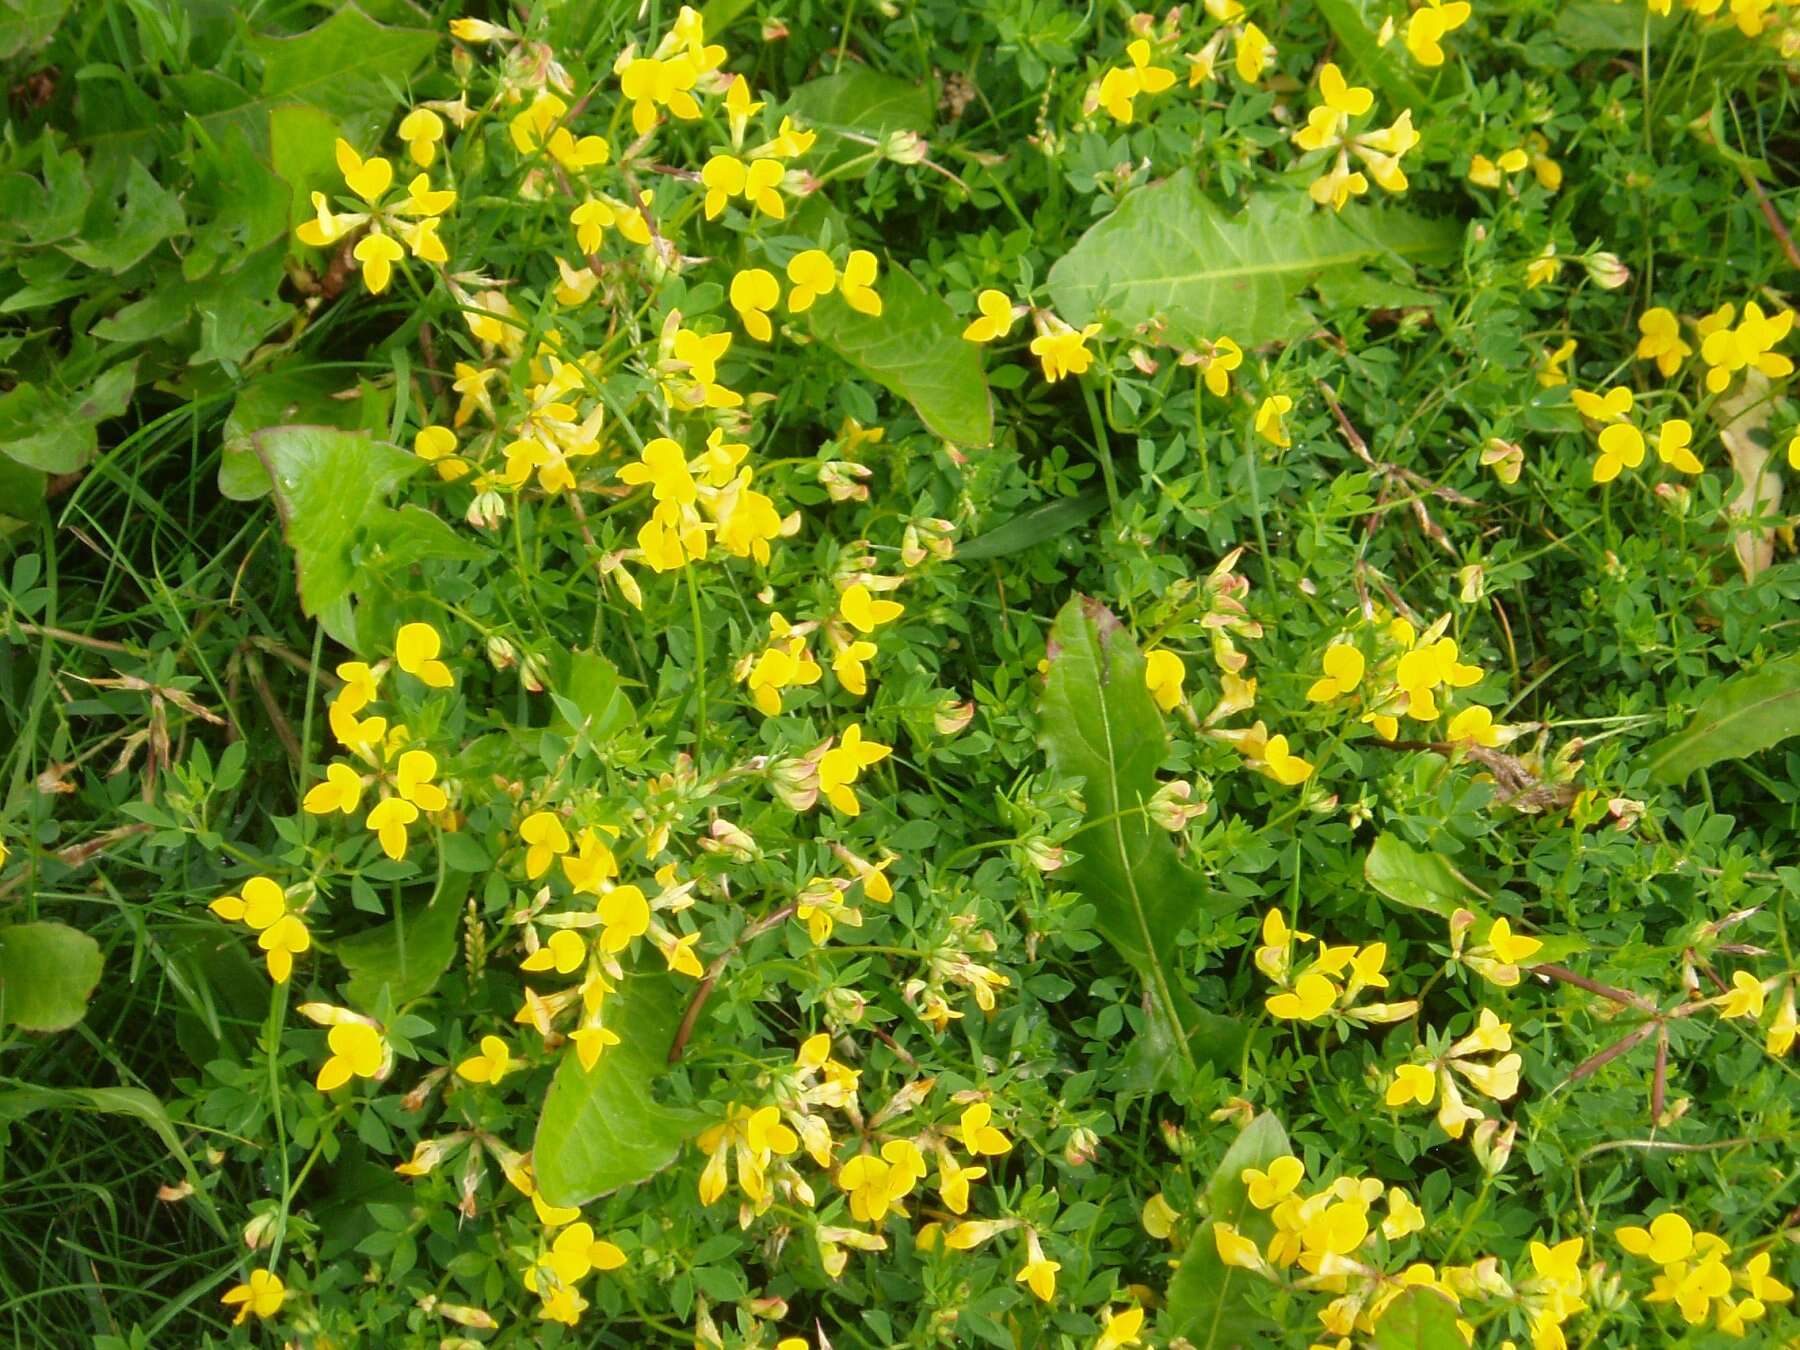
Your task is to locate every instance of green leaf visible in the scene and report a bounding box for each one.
[1164,1112,1290,1346]
[551,650,637,742]
[1372,1286,1466,1349]
[1553,1,1678,49]
[366,505,491,570]
[62,158,186,274]
[254,424,422,640]
[533,974,707,1207]
[221,366,392,500]
[247,5,440,147]
[1045,173,1457,349]
[811,264,993,446]
[957,486,1108,562]
[0,458,46,542]
[1315,0,1429,108]
[0,0,72,61]
[782,70,933,166]
[1363,832,1487,920]
[1039,596,1243,1082]
[270,102,347,232]
[0,359,137,474]
[337,876,469,1007]
[0,922,104,1031]
[1645,660,1800,784]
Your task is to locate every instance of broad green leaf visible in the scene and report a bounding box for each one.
[337,876,470,1008]
[0,458,46,542]
[254,424,422,640]
[1373,1286,1466,1349]
[812,263,993,446]
[0,921,104,1031]
[0,0,71,60]
[270,103,346,232]
[1040,596,1243,1082]
[552,650,637,742]
[1645,660,1800,784]
[1315,0,1428,108]
[221,367,393,500]
[0,359,137,474]
[366,505,491,571]
[534,974,707,1206]
[1164,1112,1290,1346]
[957,486,1108,562]
[1554,1,1678,49]
[1046,173,1457,349]
[62,158,186,274]
[782,70,933,167]
[247,5,439,147]
[1363,832,1487,919]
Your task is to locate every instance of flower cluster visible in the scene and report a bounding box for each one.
[295,138,455,294]
[1570,384,1701,483]
[1306,614,1502,748]
[1255,909,1416,1024]
[1290,63,1420,213]
[1385,1007,1522,1141]
[208,875,310,983]
[1616,1213,1791,1335]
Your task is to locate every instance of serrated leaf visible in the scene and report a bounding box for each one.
[337,875,470,1007]
[0,921,104,1031]
[0,359,137,474]
[220,366,393,500]
[62,158,186,274]
[254,424,421,639]
[810,263,993,447]
[1164,1112,1290,1346]
[1046,173,1456,348]
[248,5,440,147]
[533,975,707,1206]
[1645,660,1800,784]
[782,70,933,167]
[1040,596,1243,1085]
[1372,1287,1466,1349]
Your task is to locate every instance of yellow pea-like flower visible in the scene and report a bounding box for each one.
[365,797,420,860]
[395,622,453,688]
[316,1021,384,1091]
[1144,649,1186,713]
[303,761,365,816]
[522,928,587,976]
[962,289,1015,343]
[456,1034,514,1084]
[786,249,838,312]
[730,267,780,341]
[398,107,443,167]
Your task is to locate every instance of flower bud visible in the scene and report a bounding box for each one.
[1585,251,1629,289]
[818,460,872,502]
[1148,779,1210,830]
[1023,838,1065,872]
[698,817,758,861]
[486,635,518,670]
[1653,481,1690,517]
[1141,1192,1179,1240]
[1471,1118,1516,1176]
[769,756,820,812]
[1064,1125,1100,1167]
[1457,563,1486,603]
[934,698,975,736]
[242,1209,277,1251]
[467,489,506,530]
[824,984,869,1025]
[881,130,930,165]
[519,651,548,693]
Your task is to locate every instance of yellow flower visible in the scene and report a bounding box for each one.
[1213,1222,1265,1268]
[839,249,883,315]
[937,1154,987,1213]
[1145,649,1186,712]
[960,1101,1013,1156]
[317,1021,385,1091]
[365,796,419,860]
[1768,985,1797,1056]
[1268,970,1336,1020]
[832,639,878,697]
[1525,245,1561,290]
[1636,307,1693,377]
[1404,0,1471,66]
[1243,1155,1304,1209]
[303,761,365,816]
[395,621,453,687]
[259,913,311,983]
[596,884,651,952]
[1097,39,1176,123]
[1195,335,1243,395]
[1739,1251,1793,1303]
[1592,424,1645,484]
[1386,1063,1437,1106]
[1654,419,1702,474]
[509,91,609,170]
[1292,63,1373,152]
[1530,1236,1584,1296]
[700,153,785,219]
[1537,339,1576,388]
[1016,1229,1060,1302]
[352,231,405,294]
[1029,320,1102,382]
[1572,385,1633,422]
[786,249,838,311]
[1305,643,1365,701]
[817,723,892,815]
[840,582,903,633]
[730,267,780,341]
[1618,1212,1694,1265]
[210,875,287,929]
[963,289,1016,342]
[221,1269,285,1325]
[1719,971,1766,1019]
[1254,394,1292,446]
[457,1034,514,1084]
[399,107,445,167]
[1445,705,1499,747]
[1259,734,1313,786]
[523,928,588,976]
[619,54,701,135]
[1383,1188,1425,1239]
[1095,1304,1145,1350]
[1234,22,1274,83]
[618,437,698,508]
[516,810,571,880]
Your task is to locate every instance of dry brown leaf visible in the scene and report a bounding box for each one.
[1714,369,1784,580]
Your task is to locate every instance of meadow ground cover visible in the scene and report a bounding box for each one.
[2,0,1800,1346]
